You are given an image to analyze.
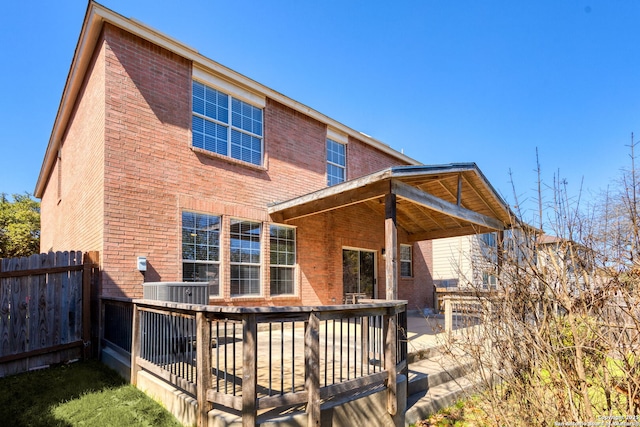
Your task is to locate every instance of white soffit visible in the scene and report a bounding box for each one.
[327,127,348,145]
[193,66,266,109]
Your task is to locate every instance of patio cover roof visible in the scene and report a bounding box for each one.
[268,163,517,241]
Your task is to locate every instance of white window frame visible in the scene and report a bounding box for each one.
[326,138,346,186]
[181,211,221,297]
[229,219,262,297]
[192,79,264,166]
[400,244,413,278]
[269,224,296,296]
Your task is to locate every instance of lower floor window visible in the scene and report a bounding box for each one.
[182,212,220,296]
[182,213,297,298]
[400,244,412,277]
[230,220,261,296]
[231,265,260,295]
[270,225,296,295]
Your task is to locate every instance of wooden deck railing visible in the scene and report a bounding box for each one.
[441,294,493,336]
[130,299,407,427]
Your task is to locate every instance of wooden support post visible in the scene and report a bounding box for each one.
[384,311,397,416]
[444,297,452,337]
[130,304,141,386]
[196,312,212,427]
[305,312,320,426]
[242,314,257,427]
[385,192,398,300]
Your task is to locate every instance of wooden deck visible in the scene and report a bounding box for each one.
[129,299,408,427]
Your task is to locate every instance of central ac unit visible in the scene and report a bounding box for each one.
[143,282,209,304]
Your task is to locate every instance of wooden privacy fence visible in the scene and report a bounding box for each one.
[130,299,408,427]
[0,251,99,377]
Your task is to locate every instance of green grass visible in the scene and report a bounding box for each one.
[413,395,491,427]
[0,359,182,427]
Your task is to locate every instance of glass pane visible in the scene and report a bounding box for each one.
[230,129,262,165]
[182,244,195,260]
[182,263,219,296]
[400,245,411,261]
[342,250,359,295]
[327,163,345,186]
[327,139,346,167]
[343,250,375,300]
[401,261,412,278]
[193,96,204,115]
[183,212,220,264]
[182,228,195,245]
[360,251,375,297]
[270,266,293,295]
[192,81,205,99]
[231,265,260,295]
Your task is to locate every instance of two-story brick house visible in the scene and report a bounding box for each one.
[34,2,515,310]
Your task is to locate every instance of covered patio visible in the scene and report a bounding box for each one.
[268,163,516,303]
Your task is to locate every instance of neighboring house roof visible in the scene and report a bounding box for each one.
[269,163,518,240]
[34,1,419,198]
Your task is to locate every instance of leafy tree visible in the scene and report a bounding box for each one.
[0,193,40,258]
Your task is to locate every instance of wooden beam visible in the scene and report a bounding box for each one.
[437,178,466,208]
[457,174,462,206]
[271,180,389,222]
[407,224,493,242]
[413,203,456,230]
[391,180,505,231]
[461,174,505,221]
[393,203,428,232]
[385,193,398,300]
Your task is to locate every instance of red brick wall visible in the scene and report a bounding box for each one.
[40,37,105,258]
[41,23,434,306]
[291,202,434,308]
[347,135,411,179]
[405,240,435,310]
[101,24,192,297]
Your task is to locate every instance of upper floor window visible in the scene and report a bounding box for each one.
[182,211,220,296]
[230,219,261,296]
[479,232,498,262]
[327,139,346,186]
[192,81,263,166]
[400,244,413,277]
[270,225,296,296]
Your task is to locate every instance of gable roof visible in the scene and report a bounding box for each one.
[269,163,518,240]
[34,1,420,198]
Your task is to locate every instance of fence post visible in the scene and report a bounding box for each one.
[384,309,397,416]
[444,296,452,337]
[130,303,141,386]
[305,311,320,426]
[196,311,212,427]
[82,251,99,359]
[242,313,257,427]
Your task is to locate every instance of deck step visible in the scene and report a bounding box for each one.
[405,372,481,426]
[407,356,476,396]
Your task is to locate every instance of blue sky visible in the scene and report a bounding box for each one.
[1,1,638,225]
